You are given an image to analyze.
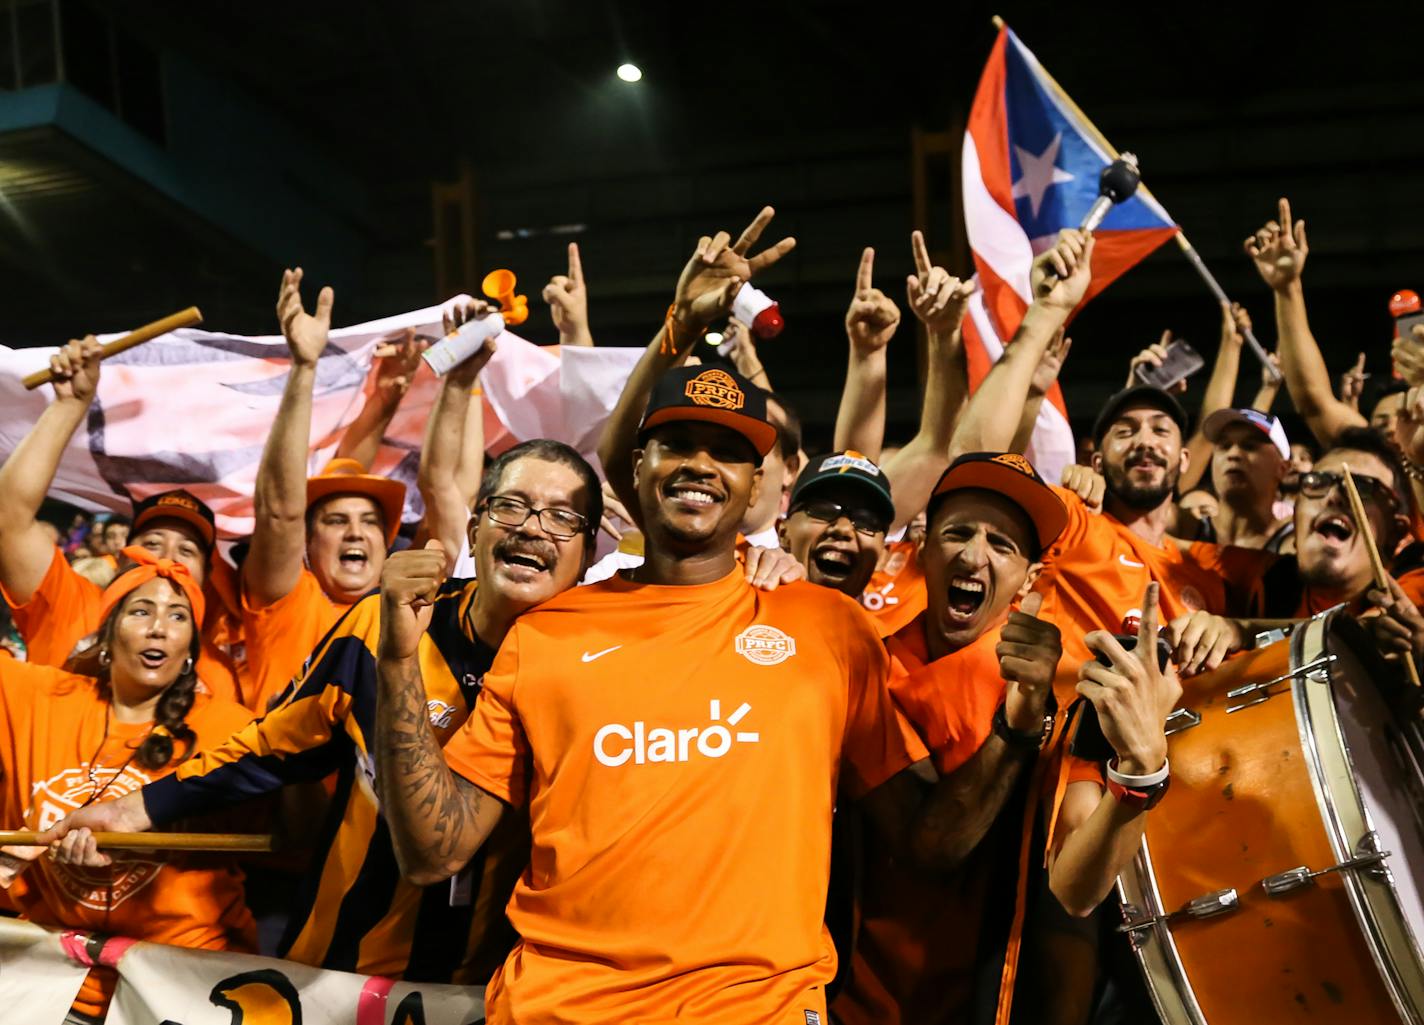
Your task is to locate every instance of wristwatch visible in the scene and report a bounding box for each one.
[1106,757,1171,811]
[992,701,1053,751]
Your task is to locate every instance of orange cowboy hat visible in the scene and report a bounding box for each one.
[306,458,406,547]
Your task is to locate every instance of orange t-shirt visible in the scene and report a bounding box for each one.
[240,568,350,712]
[858,539,928,638]
[443,570,922,1025]
[1036,488,1239,708]
[2,546,242,704]
[0,661,257,1017]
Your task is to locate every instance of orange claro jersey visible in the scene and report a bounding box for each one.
[443,569,924,1025]
[0,661,256,1018]
[1035,487,1252,707]
[858,539,928,637]
[1,545,242,704]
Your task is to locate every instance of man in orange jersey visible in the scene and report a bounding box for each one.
[0,337,241,702]
[376,349,1038,1023]
[832,451,1070,1025]
[239,269,408,711]
[779,451,896,602]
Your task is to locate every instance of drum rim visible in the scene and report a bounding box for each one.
[1116,840,1208,1025]
[1294,613,1424,1023]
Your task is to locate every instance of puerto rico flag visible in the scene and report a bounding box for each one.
[962,22,1179,480]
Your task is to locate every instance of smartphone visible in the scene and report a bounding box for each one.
[1134,339,1205,392]
[1398,311,1424,346]
[1070,633,1173,762]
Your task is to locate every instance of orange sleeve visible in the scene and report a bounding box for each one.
[443,626,530,807]
[1189,542,1275,618]
[1398,569,1424,609]
[1046,485,1094,554]
[1066,753,1104,787]
[839,603,929,798]
[240,569,343,712]
[1,546,100,667]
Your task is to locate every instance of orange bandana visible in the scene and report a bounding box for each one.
[99,545,206,626]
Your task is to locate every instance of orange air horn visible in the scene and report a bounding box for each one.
[481,269,529,327]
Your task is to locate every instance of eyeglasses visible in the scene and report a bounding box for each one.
[794,499,888,537]
[1296,470,1400,511]
[482,496,589,540]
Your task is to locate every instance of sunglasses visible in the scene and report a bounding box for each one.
[1295,470,1399,512]
[794,499,889,538]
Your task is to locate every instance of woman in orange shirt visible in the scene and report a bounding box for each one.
[0,552,256,1023]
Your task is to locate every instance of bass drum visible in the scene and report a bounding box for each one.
[1117,612,1424,1024]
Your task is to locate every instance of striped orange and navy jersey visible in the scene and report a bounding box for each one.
[141,578,526,982]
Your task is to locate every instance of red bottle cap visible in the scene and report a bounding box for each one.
[751,304,785,340]
[1390,290,1421,318]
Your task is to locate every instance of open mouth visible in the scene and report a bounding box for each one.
[338,547,369,570]
[138,648,168,670]
[1312,514,1354,544]
[946,576,986,624]
[495,541,552,578]
[811,546,855,580]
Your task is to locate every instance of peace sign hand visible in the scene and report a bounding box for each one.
[673,206,796,333]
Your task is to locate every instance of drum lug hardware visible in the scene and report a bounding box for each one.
[1226,655,1335,713]
[1164,708,1201,736]
[1260,832,1392,896]
[1118,888,1239,937]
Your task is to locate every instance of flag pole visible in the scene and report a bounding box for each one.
[987,15,1281,382]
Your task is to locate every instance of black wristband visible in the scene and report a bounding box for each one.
[993,701,1051,751]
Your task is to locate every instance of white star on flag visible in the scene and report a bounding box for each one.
[1011,133,1075,218]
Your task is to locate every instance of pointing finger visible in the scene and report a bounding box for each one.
[568,241,584,286]
[911,230,932,278]
[857,247,875,294]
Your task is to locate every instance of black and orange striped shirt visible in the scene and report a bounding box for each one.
[141,578,526,982]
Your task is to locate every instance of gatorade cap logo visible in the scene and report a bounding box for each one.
[992,453,1037,477]
[685,369,745,411]
[823,451,881,476]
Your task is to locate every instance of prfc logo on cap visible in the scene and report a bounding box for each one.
[992,453,1037,477]
[685,369,745,411]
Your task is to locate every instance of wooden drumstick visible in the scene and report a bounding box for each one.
[22,307,204,391]
[1342,463,1423,688]
[0,830,273,852]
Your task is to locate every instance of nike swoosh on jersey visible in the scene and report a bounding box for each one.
[581,645,623,663]
[1118,554,1146,569]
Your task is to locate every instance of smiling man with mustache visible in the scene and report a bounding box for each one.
[44,437,605,988]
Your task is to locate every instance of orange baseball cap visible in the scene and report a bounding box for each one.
[306,458,406,546]
[928,452,1068,552]
[638,365,778,458]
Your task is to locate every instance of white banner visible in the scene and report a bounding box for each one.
[0,919,485,1025]
[0,918,90,1024]
[0,300,643,540]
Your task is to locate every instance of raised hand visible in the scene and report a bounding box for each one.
[1077,581,1181,774]
[996,592,1062,730]
[1060,462,1105,512]
[372,328,428,402]
[48,335,103,405]
[845,247,901,354]
[1244,198,1309,292]
[1165,610,1245,677]
[1339,352,1367,411]
[1392,326,1424,387]
[1126,330,1187,393]
[276,267,335,368]
[440,297,499,385]
[599,480,633,542]
[1031,229,1095,312]
[1030,329,1072,397]
[378,540,447,662]
[673,207,796,333]
[906,230,975,336]
[543,242,592,346]
[1220,301,1251,348]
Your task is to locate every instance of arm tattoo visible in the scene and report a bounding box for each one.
[374,656,489,880]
